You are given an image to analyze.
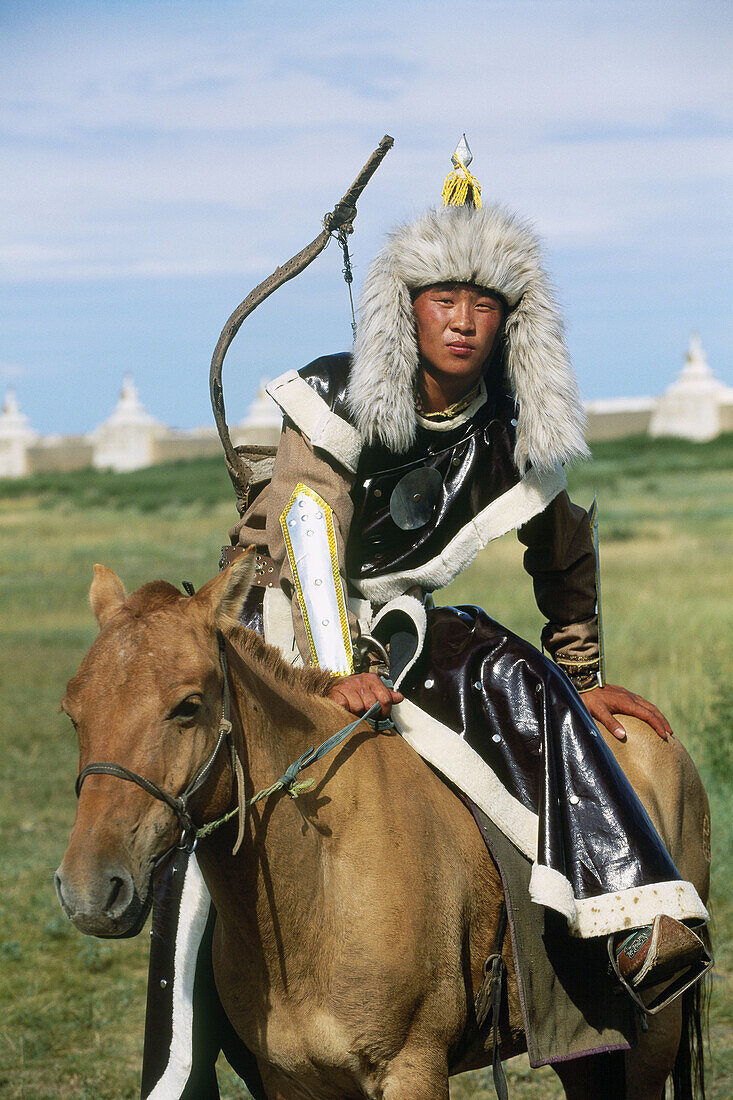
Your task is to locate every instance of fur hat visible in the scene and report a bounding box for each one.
[346,203,589,473]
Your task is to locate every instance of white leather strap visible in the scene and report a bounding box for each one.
[267,371,362,473]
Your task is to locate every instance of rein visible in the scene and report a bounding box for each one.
[196,698,391,844]
[75,632,391,854]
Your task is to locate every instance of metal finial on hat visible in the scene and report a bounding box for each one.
[442,134,481,208]
[451,134,473,173]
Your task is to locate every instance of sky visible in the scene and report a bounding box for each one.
[1,0,731,435]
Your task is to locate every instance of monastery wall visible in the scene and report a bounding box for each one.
[152,429,223,465]
[27,437,95,474]
[585,402,653,441]
[719,403,733,434]
[1,340,731,480]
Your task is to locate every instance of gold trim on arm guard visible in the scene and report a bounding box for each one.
[280,483,354,676]
[556,651,603,694]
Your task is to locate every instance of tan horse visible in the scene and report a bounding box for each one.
[56,554,711,1099]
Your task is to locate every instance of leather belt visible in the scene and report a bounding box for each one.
[219,545,278,588]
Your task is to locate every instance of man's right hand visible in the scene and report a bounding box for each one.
[327,673,403,719]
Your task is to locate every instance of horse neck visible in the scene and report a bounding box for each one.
[197,632,332,935]
[227,637,330,788]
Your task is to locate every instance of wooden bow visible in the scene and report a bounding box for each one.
[209,135,394,513]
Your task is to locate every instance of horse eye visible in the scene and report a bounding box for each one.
[170,696,202,722]
[61,704,78,730]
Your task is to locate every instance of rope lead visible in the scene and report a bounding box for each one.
[195,695,391,845]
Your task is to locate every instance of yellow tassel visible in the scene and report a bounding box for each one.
[442,155,482,209]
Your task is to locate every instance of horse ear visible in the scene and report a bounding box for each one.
[195,547,257,627]
[90,564,127,628]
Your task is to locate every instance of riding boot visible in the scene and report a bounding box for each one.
[609,914,712,1015]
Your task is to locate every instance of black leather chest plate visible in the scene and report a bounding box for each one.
[299,353,352,418]
[347,394,520,581]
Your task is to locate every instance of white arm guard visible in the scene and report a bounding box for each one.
[280,483,354,675]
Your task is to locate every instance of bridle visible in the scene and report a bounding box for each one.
[74,628,394,860]
[75,633,234,855]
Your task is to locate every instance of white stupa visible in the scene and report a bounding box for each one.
[649,336,733,441]
[90,374,164,472]
[235,377,282,445]
[0,389,38,477]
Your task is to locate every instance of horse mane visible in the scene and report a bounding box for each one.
[226,622,336,698]
[117,580,335,698]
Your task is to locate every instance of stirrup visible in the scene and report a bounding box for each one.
[607,916,713,1016]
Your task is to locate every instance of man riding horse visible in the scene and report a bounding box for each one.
[142,138,710,1096]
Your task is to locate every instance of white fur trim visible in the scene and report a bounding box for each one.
[572,879,709,939]
[266,371,362,473]
[147,856,211,1100]
[392,698,538,859]
[528,863,580,926]
[355,464,567,604]
[371,594,428,690]
[529,863,710,939]
[347,204,590,472]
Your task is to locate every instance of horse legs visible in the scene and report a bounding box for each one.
[254,1067,295,1100]
[255,1055,450,1100]
[552,1004,682,1100]
[380,1049,449,1100]
[624,1002,682,1100]
[551,1051,626,1100]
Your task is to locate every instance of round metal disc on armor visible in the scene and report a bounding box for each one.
[389,467,443,530]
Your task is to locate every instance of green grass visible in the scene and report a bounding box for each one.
[0,454,234,514]
[1,437,731,1098]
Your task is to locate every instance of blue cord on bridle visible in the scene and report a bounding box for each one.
[195,678,395,844]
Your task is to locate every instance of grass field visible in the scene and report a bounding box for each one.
[1,436,731,1098]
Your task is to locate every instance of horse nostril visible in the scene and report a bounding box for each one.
[54,870,67,910]
[108,876,122,908]
[104,870,134,919]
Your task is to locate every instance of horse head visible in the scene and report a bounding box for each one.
[55,551,256,938]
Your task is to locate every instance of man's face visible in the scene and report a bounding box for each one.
[412,283,503,391]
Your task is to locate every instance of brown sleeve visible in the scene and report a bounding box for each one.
[233,420,357,665]
[517,491,602,690]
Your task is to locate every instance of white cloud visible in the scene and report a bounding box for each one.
[0,0,730,282]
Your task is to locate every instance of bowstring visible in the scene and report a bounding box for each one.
[335,226,357,342]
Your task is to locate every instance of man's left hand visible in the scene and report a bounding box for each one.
[581,684,672,742]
